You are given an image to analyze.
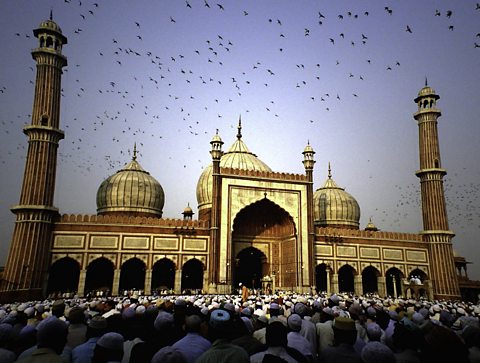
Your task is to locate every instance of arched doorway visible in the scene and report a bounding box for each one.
[85,257,114,294]
[119,258,145,293]
[181,259,204,293]
[235,247,267,289]
[232,198,296,290]
[315,264,328,293]
[362,266,379,294]
[338,264,355,293]
[47,257,80,295]
[385,267,403,297]
[408,268,427,284]
[151,258,175,293]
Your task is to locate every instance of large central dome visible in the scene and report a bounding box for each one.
[96,150,165,217]
[196,123,272,212]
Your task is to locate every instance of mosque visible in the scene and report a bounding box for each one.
[1,17,478,303]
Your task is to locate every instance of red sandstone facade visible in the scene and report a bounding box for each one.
[0,18,472,303]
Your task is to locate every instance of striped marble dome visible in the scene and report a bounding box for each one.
[313,165,360,229]
[196,125,272,212]
[96,155,164,217]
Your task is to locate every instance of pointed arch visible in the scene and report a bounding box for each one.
[235,247,267,289]
[232,198,297,290]
[181,258,204,292]
[362,266,380,294]
[315,263,328,293]
[233,198,296,237]
[47,257,80,295]
[85,257,114,294]
[385,267,403,297]
[119,257,146,292]
[151,258,175,293]
[338,264,355,293]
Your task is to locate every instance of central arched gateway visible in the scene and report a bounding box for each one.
[231,198,297,290]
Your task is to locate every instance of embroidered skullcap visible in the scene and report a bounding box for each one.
[366,322,382,341]
[97,332,124,351]
[154,311,174,331]
[361,341,395,363]
[287,314,302,332]
[333,317,356,331]
[151,346,187,363]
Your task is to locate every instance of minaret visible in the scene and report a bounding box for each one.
[0,16,67,302]
[302,141,315,286]
[208,128,224,292]
[413,82,460,299]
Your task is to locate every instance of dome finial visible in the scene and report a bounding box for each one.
[328,162,332,179]
[237,115,242,139]
[132,142,137,161]
[425,76,428,87]
[50,8,53,21]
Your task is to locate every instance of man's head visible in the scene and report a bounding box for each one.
[36,316,68,354]
[266,321,288,347]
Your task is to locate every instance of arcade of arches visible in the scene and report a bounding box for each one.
[314,263,430,298]
[46,256,205,296]
[232,199,297,290]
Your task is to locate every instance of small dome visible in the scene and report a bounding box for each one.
[414,82,439,103]
[96,155,164,217]
[365,218,378,231]
[303,143,314,154]
[211,131,223,144]
[313,165,360,229]
[196,125,272,211]
[38,19,63,33]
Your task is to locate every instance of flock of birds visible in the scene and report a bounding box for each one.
[0,0,479,251]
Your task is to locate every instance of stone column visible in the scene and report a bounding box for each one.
[377,276,386,297]
[203,272,209,294]
[112,269,121,296]
[326,267,331,294]
[331,273,339,294]
[144,269,152,295]
[174,269,182,294]
[77,269,87,297]
[354,275,363,296]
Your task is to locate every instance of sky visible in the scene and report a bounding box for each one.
[0,0,479,279]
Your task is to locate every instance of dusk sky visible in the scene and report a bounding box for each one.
[1,1,479,279]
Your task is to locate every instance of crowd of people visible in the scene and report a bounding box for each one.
[0,291,479,362]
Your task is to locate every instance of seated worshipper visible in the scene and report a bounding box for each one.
[269,303,287,326]
[293,302,317,356]
[129,310,177,363]
[66,306,87,349]
[171,314,212,363]
[365,322,382,342]
[361,341,395,363]
[72,315,108,363]
[421,324,469,363]
[250,321,307,363]
[252,310,269,344]
[52,299,66,319]
[231,316,265,356]
[319,317,361,363]
[196,309,249,363]
[12,324,36,358]
[461,325,480,363]
[92,332,124,363]
[16,316,69,363]
[0,323,15,363]
[316,307,334,353]
[391,319,422,363]
[287,314,314,362]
